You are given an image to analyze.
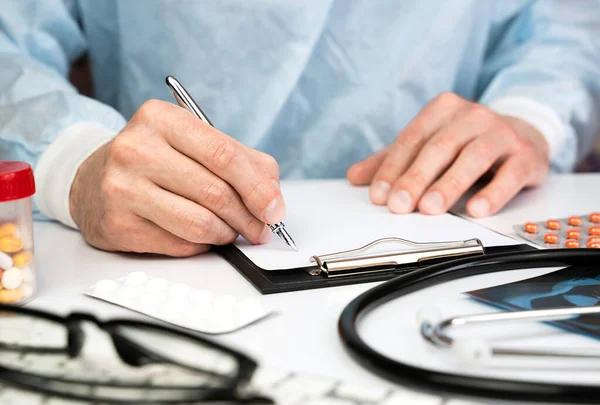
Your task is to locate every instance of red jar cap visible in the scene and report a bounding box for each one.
[0,161,36,202]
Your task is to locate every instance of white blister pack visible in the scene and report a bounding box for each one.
[85,271,274,334]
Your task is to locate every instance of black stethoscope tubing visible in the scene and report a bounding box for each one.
[338,248,600,404]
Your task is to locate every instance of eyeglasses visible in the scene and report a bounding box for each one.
[0,304,273,403]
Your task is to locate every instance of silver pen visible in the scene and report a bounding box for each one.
[165,75,298,251]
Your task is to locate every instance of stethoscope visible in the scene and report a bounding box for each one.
[338,248,600,404]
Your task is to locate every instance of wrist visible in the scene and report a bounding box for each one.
[485,96,564,162]
[34,122,118,229]
[501,115,550,163]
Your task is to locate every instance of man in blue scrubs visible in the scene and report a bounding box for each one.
[1,1,599,256]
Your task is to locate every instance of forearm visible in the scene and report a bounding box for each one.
[0,1,127,226]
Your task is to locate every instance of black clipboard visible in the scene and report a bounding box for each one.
[214,237,535,294]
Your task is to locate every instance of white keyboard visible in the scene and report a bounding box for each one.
[0,318,488,404]
[0,363,490,405]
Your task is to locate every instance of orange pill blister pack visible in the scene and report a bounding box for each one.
[514,212,600,249]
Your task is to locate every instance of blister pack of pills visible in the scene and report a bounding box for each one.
[513,212,600,249]
[85,271,275,334]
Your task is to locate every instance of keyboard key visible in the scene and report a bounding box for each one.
[301,397,356,405]
[270,374,336,404]
[149,367,213,386]
[380,389,443,405]
[276,374,335,396]
[0,386,43,405]
[44,397,84,405]
[20,354,68,376]
[213,354,238,376]
[0,353,25,370]
[334,381,389,402]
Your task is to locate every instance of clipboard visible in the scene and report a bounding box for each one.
[211,180,535,294]
[215,236,534,294]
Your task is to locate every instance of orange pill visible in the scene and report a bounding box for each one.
[566,230,581,239]
[588,236,600,244]
[0,236,23,254]
[0,288,22,303]
[588,242,600,249]
[590,213,600,223]
[568,216,583,226]
[0,223,16,239]
[565,240,580,249]
[544,233,559,244]
[524,222,539,233]
[12,251,32,269]
[589,226,600,236]
[546,219,560,230]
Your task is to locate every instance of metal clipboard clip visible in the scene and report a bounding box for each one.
[308,237,484,278]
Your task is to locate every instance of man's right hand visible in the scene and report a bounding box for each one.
[69,99,285,256]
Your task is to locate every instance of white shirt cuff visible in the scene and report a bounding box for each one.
[34,122,118,229]
[486,96,565,160]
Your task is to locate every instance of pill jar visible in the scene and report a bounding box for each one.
[0,161,36,304]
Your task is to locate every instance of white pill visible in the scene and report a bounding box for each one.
[93,279,119,296]
[213,295,237,311]
[182,308,208,328]
[1,268,22,290]
[139,293,161,311]
[21,283,34,298]
[189,290,213,306]
[160,301,184,322]
[147,277,169,292]
[21,266,34,283]
[0,252,13,271]
[117,286,139,301]
[125,271,148,286]
[168,283,191,298]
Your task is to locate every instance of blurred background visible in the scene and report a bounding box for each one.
[68,54,600,174]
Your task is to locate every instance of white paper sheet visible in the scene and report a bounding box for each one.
[234,180,520,270]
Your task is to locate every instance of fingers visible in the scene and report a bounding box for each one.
[101,215,211,257]
[347,148,388,186]
[388,103,502,214]
[415,130,512,215]
[136,100,284,225]
[369,93,465,205]
[146,144,270,245]
[131,179,239,246]
[466,146,549,218]
[466,156,534,218]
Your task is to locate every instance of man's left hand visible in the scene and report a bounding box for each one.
[347,93,551,217]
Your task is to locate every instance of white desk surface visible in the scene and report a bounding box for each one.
[24,173,600,403]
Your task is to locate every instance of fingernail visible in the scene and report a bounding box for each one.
[469,198,490,217]
[388,190,413,214]
[420,191,444,215]
[264,196,285,224]
[371,181,391,204]
[257,226,272,244]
